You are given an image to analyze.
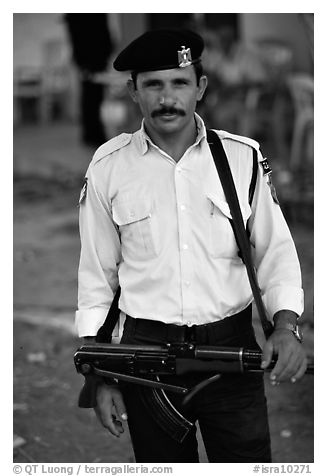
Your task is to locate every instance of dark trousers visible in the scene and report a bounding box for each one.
[120,307,272,463]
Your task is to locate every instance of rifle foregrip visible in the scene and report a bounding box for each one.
[78,374,99,408]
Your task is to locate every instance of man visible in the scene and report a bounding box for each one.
[65,13,113,147]
[75,29,307,463]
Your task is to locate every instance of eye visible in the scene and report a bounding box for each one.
[173,78,189,86]
[143,80,162,88]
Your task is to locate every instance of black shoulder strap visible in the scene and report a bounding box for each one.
[246,148,258,238]
[249,148,258,207]
[206,129,273,339]
[96,286,121,343]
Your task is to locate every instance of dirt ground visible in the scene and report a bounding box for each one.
[13,123,314,463]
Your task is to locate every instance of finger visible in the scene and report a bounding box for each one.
[275,344,307,382]
[111,415,125,433]
[103,416,124,437]
[275,351,301,382]
[269,345,292,381]
[94,406,124,437]
[95,385,124,437]
[112,388,128,421]
[261,340,274,369]
[290,357,308,383]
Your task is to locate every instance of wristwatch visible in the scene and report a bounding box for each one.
[279,322,303,343]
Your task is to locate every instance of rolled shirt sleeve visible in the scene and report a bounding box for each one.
[249,149,304,320]
[75,163,121,337]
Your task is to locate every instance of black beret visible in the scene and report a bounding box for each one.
[113,28,204,73]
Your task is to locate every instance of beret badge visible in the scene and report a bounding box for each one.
[178,46,192,68]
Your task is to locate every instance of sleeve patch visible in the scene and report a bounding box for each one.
[260,158,279,205]
[260,159,272,176]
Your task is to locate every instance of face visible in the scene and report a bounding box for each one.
[127,66,207,137]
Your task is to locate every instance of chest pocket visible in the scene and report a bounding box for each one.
[207,193,252,259]
[112,198,157,260]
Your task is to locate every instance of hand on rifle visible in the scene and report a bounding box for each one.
[83,336,128,437]
[94,382,128,437]
[261,310,308,384]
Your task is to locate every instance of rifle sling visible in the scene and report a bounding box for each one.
[96,286,121,343]
[206,129,273,339]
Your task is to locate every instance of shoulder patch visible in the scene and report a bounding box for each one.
[259,157,280,205]
[216,130,260,151]
[260,158,272,176]
[92,133,132,165]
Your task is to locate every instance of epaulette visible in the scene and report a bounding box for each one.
[210,129,259,208]
[92,133,132,165]
[217,130,260,151]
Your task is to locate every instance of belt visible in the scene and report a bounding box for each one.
[124,305,253,346]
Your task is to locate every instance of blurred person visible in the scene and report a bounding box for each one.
[75,29,306,463]
[201,26,267,132]
[64,13,113,147]
[204,25,267,88]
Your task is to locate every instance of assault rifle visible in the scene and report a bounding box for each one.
[74,343,313,442]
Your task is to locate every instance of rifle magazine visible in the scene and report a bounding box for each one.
[138,385,194,443]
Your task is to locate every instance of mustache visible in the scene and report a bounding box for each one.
[151,106,186,118]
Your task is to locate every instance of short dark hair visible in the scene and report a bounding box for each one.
[131,61,204,89]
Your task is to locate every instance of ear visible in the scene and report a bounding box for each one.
[127,79,138,103]
[196,75,208,101]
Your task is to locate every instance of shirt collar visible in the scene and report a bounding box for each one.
[135,112,207,156]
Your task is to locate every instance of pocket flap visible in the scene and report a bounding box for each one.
[112,199,152,226]
[207,193,252,221]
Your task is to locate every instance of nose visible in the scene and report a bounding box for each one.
[159,85,176,107]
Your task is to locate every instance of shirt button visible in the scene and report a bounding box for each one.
[184,281,191,287]
[187,321,192,327]
[180,204,186,211]
[182,244,189,250]
[176,166,182,173]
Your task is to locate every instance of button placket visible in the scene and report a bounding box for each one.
[174,163,194,323]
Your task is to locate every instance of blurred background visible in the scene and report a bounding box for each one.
[13,13,314,464]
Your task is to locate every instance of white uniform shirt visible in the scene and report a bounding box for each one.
[75,113,303,337]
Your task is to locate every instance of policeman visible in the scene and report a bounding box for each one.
[76,29,307,463]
